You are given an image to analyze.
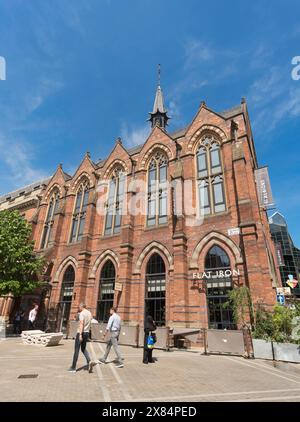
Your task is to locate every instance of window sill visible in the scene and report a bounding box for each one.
[200,210,229,220]
[144,223,169,231]
[67,240,82,246]
[101,232,121,240]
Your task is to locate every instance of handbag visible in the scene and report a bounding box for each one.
[147,334,155,349]
[151,332,157,344]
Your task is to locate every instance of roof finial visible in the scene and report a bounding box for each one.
[158,63,161,87]
[148,64,170,129]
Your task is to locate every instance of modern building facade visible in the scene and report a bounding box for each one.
[269,212,300,297]
[0,81,281,331]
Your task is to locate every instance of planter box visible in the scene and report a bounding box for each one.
[252,339,273,360]
[253,339,300,363]
[273,342,300,363]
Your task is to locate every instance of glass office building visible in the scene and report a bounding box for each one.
[269,212,300,297]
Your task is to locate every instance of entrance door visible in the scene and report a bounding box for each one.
[97,260,115,323]
[58,265,75,333]
[145,253,166,326]
[57,302,72,333]
[205,246,235,330]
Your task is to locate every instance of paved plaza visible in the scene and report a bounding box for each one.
[1,338,300,402]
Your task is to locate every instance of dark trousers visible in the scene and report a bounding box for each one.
[143,331,154,363]
[71,333,91,370]
[28,321,35,330]
[14,321,21,334]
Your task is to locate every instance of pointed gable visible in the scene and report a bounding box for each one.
[137,125,176,171]
[69,152,97,192]
[43,164,68,203]
[182,102,231,155]
[101,138,132,179]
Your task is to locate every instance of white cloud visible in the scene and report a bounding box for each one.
[0,132,47,193]
[248,63,300,135]
[121,123,150,147]
[184,40,214,70]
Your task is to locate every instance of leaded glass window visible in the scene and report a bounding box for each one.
[104,167,126,235]
[196,136,226,216]
[147,152,168,227]
[40,191,60,249]
[70,181,90,243]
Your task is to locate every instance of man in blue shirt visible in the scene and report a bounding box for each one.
[96,307,124,368]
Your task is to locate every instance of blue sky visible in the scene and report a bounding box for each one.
[0,0,299,244]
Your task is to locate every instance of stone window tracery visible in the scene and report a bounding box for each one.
[196,135,226,216]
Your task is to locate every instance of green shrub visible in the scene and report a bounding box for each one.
[253,303,300,345]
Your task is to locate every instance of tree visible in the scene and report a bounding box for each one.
[0,210,43,296]
[224,286,254,329]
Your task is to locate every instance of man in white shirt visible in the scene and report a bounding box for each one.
[28,304,38,330]
[68,303,93,373]
[95,307,124,368]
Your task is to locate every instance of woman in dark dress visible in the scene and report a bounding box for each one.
[143,315,156,364]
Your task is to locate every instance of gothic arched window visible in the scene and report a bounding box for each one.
[196,136,226,216]
[147,151,168,227]
[205,245,235,330]
[40,190,60,249]
[70,180,90,243]
[104,167,126,236]
[97,260,115,322]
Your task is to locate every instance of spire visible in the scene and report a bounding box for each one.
[148,64,170,129]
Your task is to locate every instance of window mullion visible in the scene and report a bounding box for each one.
[44,223,51,248]
[112,177,119,234]
[76,188,84,241]
[156,165,159,225]
[207,148,214,214]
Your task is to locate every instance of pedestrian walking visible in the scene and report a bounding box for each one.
[68,303,93,373]
[94,307,124,368]
[143,315,156,364]
[28,304,39,330]
[13,309,24,334]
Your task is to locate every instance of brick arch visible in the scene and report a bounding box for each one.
[103,159,129,179]
[134,241,173,274]
[89,250,120,280]
[139,144,173,170]
[189,231,243,270]
[53,256,78,282]
[44,183,63,201]
[71,172,94,192]
[187,125,227,152]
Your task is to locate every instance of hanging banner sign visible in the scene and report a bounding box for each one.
[255,167,275,209]
[275,243,285,267]
[286,275,298,290]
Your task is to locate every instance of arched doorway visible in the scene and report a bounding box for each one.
[145,253,166,326]
[97,260,115,323]
[205,245,235,330]
[58,265,75,332]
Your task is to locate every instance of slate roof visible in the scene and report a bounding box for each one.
[0,177,51,204]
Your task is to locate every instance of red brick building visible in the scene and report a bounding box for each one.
[0,83,281,331]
